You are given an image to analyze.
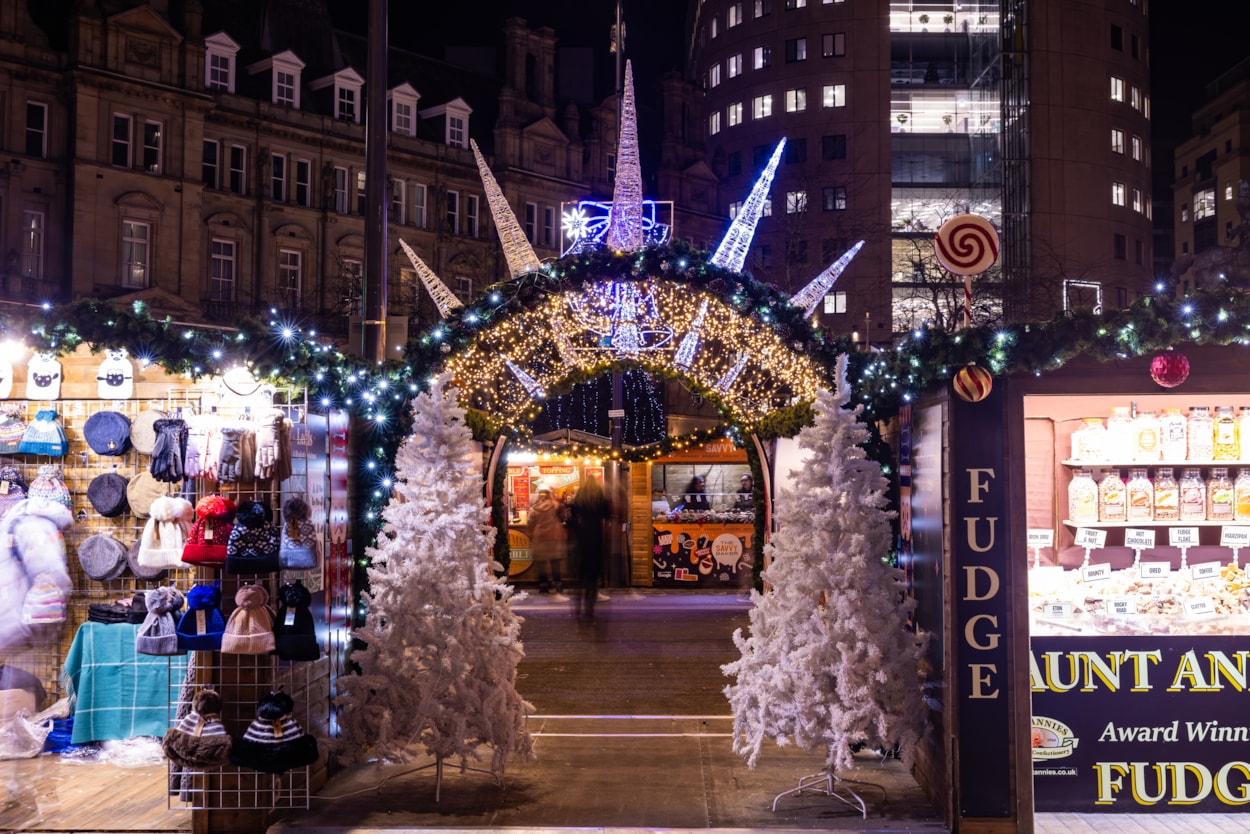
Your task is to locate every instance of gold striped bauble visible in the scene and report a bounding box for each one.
[953,365,993,403]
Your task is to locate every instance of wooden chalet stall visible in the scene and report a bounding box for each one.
[906,345,1250,832]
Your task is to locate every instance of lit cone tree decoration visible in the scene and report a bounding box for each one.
[1150,351,1190,388]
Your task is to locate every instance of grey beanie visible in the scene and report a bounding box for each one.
[132,409,167,456]
[78,533,129,581]
[127,537,168,582]
[83,411,132,456]
[87,471,130,517]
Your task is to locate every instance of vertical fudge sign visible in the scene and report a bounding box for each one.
[951,391,1011,817]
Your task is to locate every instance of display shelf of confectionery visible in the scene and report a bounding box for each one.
[1062,459,1250,467]
[1061,519,1244,528]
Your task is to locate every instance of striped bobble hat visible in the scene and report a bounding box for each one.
[162,689,232,768]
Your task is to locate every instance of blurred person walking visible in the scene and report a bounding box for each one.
[570,475,612,619]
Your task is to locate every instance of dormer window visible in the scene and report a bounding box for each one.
[388,83,420,137]
[205,31,241,93]
[310,68,365,124]
[247,50,305,109]
[418,97,473,149]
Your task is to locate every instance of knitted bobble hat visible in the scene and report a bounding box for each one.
[181,495,237,567]
[279,497,317,570]
[0,464,27,519]
[176,584,226,652]
[0,409,27,454]
[229,690,318,774]
[135,586,186,656]
[162,688,232,768]
[274,581,319,662]
[220,584,275,655]
[18,410,69,456]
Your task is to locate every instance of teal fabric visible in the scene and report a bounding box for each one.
[61,621,188,744]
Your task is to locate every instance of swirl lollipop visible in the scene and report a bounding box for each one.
[935,214,1000,327]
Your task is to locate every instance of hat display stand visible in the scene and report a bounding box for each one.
[3,344,320,820]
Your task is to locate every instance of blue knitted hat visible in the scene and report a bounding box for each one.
[18,410,68,456]
[176,584,226,652]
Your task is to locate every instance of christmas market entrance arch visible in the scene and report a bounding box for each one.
[419,244,846,567]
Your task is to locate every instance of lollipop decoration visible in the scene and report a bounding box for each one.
[935,214,1001,328]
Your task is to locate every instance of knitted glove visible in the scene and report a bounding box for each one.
[184,415,212,478]
[216,426,244,484]
[238,428,257,485]
[254,410,286,481]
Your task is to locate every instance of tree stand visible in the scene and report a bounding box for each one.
[771,769,867,818]
[409,755,502,802]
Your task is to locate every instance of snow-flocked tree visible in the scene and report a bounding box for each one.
[723,358,923,774]
[335,374,533,775]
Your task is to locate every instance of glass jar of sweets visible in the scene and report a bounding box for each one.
[1068,469,1099,523]
[1105,407,1135,461]
[1158,408,1188,462]
[1214,406,1239,460]
[1133,411,1161,462]
[1125,468,1153,522]
[1189,406,1214,460]
[1207,467,1235,522]
[1153,467,1180,521]
[1179,467,1207,521]
[1071,418,1106,462]
[1098,470,1127,522]
[1236,468,1250,521]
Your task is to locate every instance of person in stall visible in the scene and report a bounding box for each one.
[679,475,711,512]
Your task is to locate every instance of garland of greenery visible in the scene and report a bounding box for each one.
[8,252,1247,599]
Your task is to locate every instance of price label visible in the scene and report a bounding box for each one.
[1183,597,1218,619]
[1124,528,1156,550]
[1138,561,1171,580]
[1169,527,1200,547]
[1027,529,1054,548]
[1081,563,1113,583]
[1221,526,1250,548]
[607,409,626,418]
[1043,602,1074,619]
[1104,597,1136,617]
[1074,528,1108,549]
[1191,561,1222,581]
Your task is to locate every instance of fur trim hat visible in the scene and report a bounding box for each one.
[126,537,168,581]
[181,495,237,567]
[279,497,318,570]
[229,690,318,774]
[221,584,275,655]
[126,471,177,519]
[274,581,320,661]
[225,501,279,574]
[18,409,69,456]
[83,410,132,456]
[78,533,128,581]
[162,689,232,768]
[0,464,27,519]
[131,409,167,456]
[135,586,186,656]
[0,408,26,454]
[137,496,195,571]
[176,584,226,652]
[87,471,130,517]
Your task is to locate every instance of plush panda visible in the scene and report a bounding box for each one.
[97,349,135,400]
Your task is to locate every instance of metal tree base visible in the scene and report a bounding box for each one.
[407,755,503,802]
[771,770,868,818]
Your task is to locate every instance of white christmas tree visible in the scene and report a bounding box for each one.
[723,358,923,785]
[335,374,533,780]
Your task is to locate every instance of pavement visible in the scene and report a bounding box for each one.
[271,590,944,833]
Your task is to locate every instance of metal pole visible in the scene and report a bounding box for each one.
[362,0,388,363]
